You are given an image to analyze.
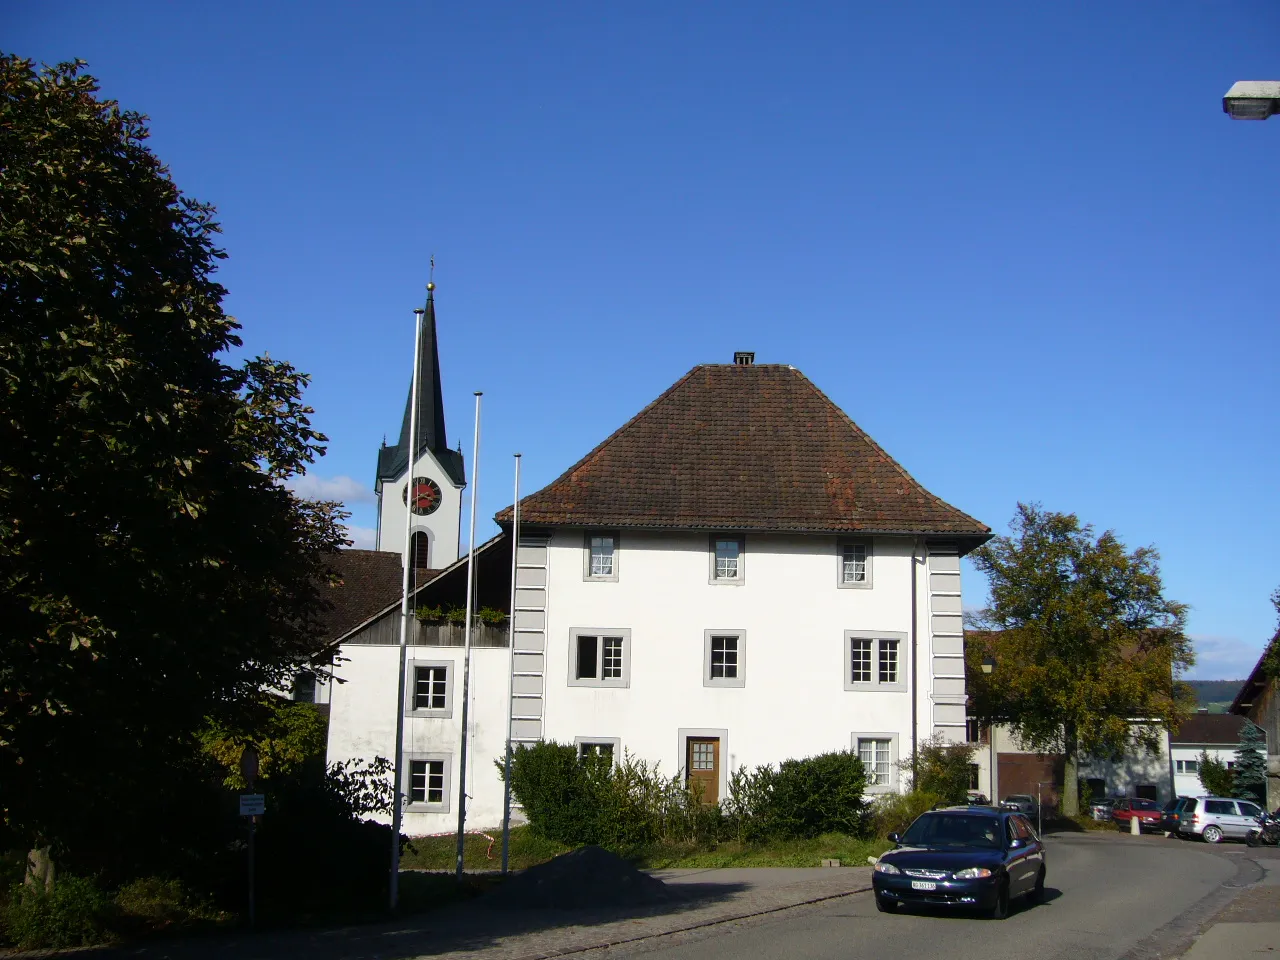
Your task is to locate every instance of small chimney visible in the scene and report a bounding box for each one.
[734,351,755,365]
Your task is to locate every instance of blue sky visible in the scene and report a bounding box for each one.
[10,2,1278,679]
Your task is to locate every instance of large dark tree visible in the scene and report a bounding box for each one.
[965,504,1193,817]
[0,56,346,866]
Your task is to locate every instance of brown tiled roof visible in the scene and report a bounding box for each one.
[1171,712,1249,745]
[496,364,989,541]
[315,549,437,643]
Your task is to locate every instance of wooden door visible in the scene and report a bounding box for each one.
[687,737,720,804]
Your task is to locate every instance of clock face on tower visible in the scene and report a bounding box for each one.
[402,477,443,516]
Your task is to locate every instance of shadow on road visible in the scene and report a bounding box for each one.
[96,879,753,960]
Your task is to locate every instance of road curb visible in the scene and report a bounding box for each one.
[502,883,874,960]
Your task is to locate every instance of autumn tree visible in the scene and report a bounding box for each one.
[964,504,1193,817]
[0,55,346,873]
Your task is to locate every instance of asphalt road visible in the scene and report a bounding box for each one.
[617,836,1258,960]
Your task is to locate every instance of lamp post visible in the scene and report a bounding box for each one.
[981,657,997,806]
[1223,81,1280,120]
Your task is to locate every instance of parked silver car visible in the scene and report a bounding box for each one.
[1176,796,1266,843]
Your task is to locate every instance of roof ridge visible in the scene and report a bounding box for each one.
[789,368,989,533]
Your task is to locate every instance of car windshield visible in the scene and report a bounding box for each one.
[1132,799,1159,811]
[901,813,1002,849]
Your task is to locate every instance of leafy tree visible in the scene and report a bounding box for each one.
[965,504,1193,817]
[1197,751,1233,797]
[900,735,978,804]
[199,696,330,789]
[1261,587,1280,680]
[1233,722,1267,806]
[0,55,346,870]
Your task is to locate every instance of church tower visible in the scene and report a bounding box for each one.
[373,285,465,568]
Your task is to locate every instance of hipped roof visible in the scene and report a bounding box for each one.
[496,363,989,547]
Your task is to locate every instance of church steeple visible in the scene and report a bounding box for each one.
[375,283,466,488]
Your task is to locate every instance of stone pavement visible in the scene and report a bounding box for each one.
[106,866,873,960]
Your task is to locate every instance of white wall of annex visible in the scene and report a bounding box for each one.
[326,643,511,835]
[1170,743,1238,798]
[376,447,464,568]
[539,529,934,786]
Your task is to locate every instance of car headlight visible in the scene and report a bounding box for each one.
[873,861,901,875]
[952,867,993,879]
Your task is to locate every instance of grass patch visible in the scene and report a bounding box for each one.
[400,827,570,872]
[401,827,892,873]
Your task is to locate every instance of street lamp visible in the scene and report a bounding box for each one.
[980,657,996,806]
[1223,81,1280,121]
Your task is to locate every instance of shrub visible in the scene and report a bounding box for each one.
[870,791,944,838]
[2,875,115,949]
[726,751,871,841]
[899,736,977,804]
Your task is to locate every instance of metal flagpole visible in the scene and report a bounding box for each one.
[455,392,483,881]
[500,453,522,873]
[390,304,426,910]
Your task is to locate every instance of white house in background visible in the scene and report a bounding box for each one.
[1170,712,1250,797]
[326,351,991,835]
[372,287,466,570]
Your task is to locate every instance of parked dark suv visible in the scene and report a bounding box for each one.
[873,806,1047,919]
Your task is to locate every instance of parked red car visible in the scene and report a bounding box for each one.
[1112,798,1163,832]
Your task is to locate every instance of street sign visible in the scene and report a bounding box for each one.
[239,793,265,817]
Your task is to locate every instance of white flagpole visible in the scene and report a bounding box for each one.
[500,453,522,873]
[390,304,425,911]
[455,391,482,881]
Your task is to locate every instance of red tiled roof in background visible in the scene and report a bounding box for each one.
[315,549,436,643]
[496,364,989,540]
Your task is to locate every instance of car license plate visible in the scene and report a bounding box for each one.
[910,880,937,891]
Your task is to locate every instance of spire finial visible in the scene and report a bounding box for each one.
[426,254,435,293]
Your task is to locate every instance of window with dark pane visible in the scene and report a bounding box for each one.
[410,759,445,804]
[878,639,899,684]
[601,636,624,679]
[850,638,873,683]
[413,665,448,710]
[576,635,599,680]
[710,635,738,679]
[579,742,614,760]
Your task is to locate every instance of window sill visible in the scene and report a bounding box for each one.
[703,677,746,688]
[567,679,630,689]
[405,709,454,719]
[845,682,907,693]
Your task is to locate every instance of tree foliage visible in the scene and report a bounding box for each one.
[0,55,347,858]
[1197,751,1234,798]
[965,504,1193,815]
[1233,722,1267,806]
[199,696,330,789]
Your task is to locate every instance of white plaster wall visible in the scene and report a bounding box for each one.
[326,643,512,835]
[537,530,935,791]
[1171,744,1238,798]
[1078,735,1172,804]
[376,447,464,568]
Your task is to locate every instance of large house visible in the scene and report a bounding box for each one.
[1232,644,1280,808]
[325,308,991,834]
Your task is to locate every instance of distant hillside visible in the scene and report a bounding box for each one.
[1186,679,1244,714]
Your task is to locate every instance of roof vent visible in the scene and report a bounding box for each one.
[733,351,755,365]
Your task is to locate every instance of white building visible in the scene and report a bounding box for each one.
[1170,712,1249,798]
[327,350,991,835]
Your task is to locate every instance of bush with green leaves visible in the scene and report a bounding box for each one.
[898,736,978,804]
[3,875,115,949]
[723,751,871,841]
[869,791,945,838]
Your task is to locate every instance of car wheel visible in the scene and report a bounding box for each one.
[875,896,898,914]
[989,880,1010,920]
[1202,825,1224,844]
[1028,868,1046,905]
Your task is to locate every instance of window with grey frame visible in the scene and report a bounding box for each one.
[569,630,630,687]
[405,754,451,810]
[703,630,745,687]
[584,531,618,580]
[407,662,453,717]
[844,631,907,691]
[709,536,745,583]
[577,740,618,761]
[857,737,894,788]
[837,540,872,588]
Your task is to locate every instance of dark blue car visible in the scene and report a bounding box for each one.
[872,806,1047,919]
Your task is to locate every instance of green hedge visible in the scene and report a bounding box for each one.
[503,743,872,850]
